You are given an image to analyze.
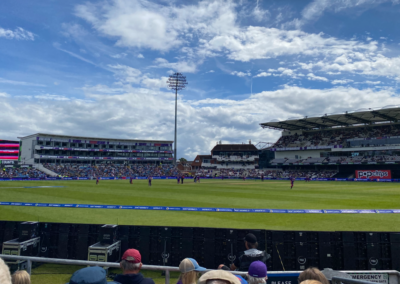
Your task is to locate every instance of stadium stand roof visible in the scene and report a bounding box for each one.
[211,144,258,152]
[260,106,400,131]
[18,133,173,143]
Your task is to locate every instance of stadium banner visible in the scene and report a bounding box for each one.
[355,170,391,179]
[0,201,399,214]
[267,273,300,284]
[349,273,388,284]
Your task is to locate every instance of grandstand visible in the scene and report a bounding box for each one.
[192,142,259,170]
[0,139,19,163]
[260,106,400,178]
[0,133,178,178]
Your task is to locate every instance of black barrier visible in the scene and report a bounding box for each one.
[1,221,400,271]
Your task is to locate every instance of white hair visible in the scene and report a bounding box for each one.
[0,258,11,284]
[247,275,267,284]
[121,260,141,271]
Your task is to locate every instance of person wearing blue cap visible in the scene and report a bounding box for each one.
[68,266,119,284]
[177,258,206,284]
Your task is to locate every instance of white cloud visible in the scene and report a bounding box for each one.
[365,80,381,84]
[141,76,169,89]
[34,94,71,101]
[137,53,144,59]
[231,71,251,77]
[109,64,142,84]
[332,79,354,84]
[0,92,10,98]
[307,73,329,82]
[202,27,377,62]
[0,27,35,40]
[0,78,46,87]
[111,53,127,58]
[289,0,399,28]
[254,72,272,78]
[153,58,197,73]
[75,0,237,52]
[310,53,400,81]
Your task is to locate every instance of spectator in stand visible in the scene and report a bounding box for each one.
[0,258,11,284]
[247,261,268,284]
[11,271,30,284]
[68,266,119,284]
[114,249,155,284]
[198,270,241,284]
[298,267,329,284]
[230,233,270,271]
[177,258,206,284]
[300,281,322,284]
[218,265,247,284]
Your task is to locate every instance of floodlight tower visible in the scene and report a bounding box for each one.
[167,73,187,165]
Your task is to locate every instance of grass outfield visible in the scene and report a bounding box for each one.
[0,179,399,231]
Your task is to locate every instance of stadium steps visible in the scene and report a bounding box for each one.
[34,164,58,177]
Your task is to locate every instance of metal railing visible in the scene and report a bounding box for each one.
[0,255,247,284]
[1,255,400,284]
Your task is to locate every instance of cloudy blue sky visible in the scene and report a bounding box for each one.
[1,0,400,159]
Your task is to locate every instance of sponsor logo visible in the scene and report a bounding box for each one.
[298,256,307,264]
[370,257,379,266]
[356,170,391,179]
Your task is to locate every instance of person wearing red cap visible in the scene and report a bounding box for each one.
[114,249,155,284]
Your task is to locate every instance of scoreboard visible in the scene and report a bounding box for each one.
[0,139,20,160]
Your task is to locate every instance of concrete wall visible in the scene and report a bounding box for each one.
[20,137,36,165]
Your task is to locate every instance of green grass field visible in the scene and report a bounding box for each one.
[0,179,399,231]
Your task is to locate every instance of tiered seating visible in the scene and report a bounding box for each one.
[0,166,48,178]
[43,163,180,178]
[273,124,400,149]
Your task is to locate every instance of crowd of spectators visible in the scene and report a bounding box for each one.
[195,169,337,179]
[0,166,48,179]
[0,241,341,284]
[271,154,400,165]
[43,163,180,178]
[274,124,400,148]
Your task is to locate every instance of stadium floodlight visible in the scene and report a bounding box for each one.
[167,72,188,165]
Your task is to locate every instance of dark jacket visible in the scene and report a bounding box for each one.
[114,273,155,284]
[233,248,270,271]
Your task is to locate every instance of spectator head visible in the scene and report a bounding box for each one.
[120,249,142,273]
[247,261,267,284]
[11,270,30,284]
[298,267,329,284]
[68,266,118,284]
[0,258,11,284]
[244,233,258,249]
[300,281,322,284]
[179,258,206,284]
[199,270,241,284]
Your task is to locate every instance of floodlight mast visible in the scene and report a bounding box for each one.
[167,73,187,165]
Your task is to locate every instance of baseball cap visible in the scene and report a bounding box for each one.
[179,258,207,273]
[68,267,119,284]
[198,270,241,284]
[122,249,141,264]
[248,261,267,278]
[244,233,257,244]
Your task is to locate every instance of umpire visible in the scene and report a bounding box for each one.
[230,233,270,271]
